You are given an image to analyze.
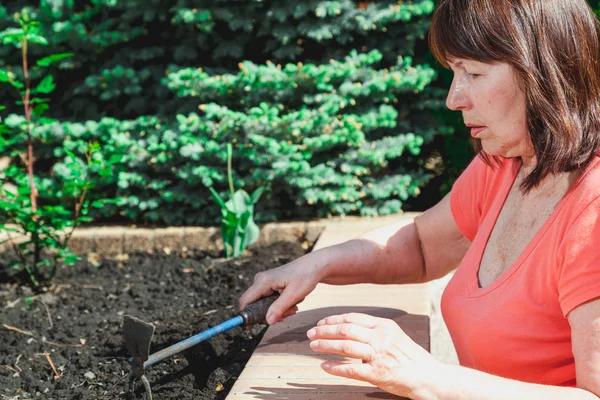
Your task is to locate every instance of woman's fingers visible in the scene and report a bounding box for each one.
[309,339,373,361]
[307,323,373,343]
[308,321,375,360]
[317,313,382,329]
[282,305,299,319]
[320,361,372,381]
[265,287,306,324]
[238,276,277,311]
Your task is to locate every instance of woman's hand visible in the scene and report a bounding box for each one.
[307,313,442,398]
[239,253,327,325]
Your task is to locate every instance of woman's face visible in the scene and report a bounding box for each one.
[446,59,532,160]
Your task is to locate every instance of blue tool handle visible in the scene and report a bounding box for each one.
[143,315,244,368]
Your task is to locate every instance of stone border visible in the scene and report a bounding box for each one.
[0,221,329,256]
[0,213,421,257]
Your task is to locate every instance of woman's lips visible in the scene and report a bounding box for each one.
[470,126,486,137]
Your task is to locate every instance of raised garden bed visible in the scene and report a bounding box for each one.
[0,240,311,399]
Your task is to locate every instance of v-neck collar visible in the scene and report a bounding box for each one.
[466,157,595,297]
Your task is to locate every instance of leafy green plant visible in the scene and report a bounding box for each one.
[0,1,451,223]
[0,49,438,225]
[208,143,264,258]
[0,0,436,120]
[166,49,436,219]
[0,10,115,288]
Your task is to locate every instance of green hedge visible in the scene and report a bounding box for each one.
[3,50,449,224]
[0,0,437,121]
[0,1,456,225]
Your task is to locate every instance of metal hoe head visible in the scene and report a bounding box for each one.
[121,294,278,398]
[123,315,155,399]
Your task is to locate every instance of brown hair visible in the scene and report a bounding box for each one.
[429,0,600,191]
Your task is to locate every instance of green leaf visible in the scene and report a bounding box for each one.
[223,208,238,226]
[233,231,244,257]
[36,53,74,67]
[227,190,251,216]
[0,28,25,45]
[33,76,55,94]
[208,186,227,210]
[0,69,12,83]
[250,186,264,204]
[21,97,49,105]
[32,103,49,116]
[100,198,120,205]
[25,33,48,46]
[2,189,16,198]
[237,210,251,232]
[63,254,80,265]
[244,218,260,247]
[10,80,24,89]
[37,258,51,267]
[108,154,124,164]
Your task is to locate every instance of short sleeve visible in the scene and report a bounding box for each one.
[557,196,600,318]
[450,156,491,241]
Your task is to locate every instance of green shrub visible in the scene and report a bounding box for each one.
[0,1,453,223]
[0,11,116,287]
[166,50,443,221]
[0,0,437,121]
[1,49,444,225]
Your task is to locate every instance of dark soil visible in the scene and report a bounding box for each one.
[0,241,309,400]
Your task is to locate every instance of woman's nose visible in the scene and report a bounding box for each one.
[446,78,470,111]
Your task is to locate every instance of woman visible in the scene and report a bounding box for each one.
[239,0,600,398]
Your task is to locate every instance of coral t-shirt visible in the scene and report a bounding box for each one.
[443,154,600,386]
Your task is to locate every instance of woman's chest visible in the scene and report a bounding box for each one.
[441,264,574,385]
[478,184,566,288]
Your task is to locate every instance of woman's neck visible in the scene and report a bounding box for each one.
[520,154,537,174]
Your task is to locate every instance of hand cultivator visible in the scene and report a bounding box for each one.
[123,294,278,399]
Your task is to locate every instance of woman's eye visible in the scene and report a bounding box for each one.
[467,72,481,78]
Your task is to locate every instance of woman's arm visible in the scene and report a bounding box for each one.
[239,193,470,323]
[321,193,471,285]
[420,363,599,400]
[317,221,426,285]
[307,301,600,400]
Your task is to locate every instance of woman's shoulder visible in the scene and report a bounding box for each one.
[561,154,600,224]
[572,154,600,199]
[452,154,519,210]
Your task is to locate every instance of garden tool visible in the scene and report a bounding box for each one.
[123,293,278,399]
